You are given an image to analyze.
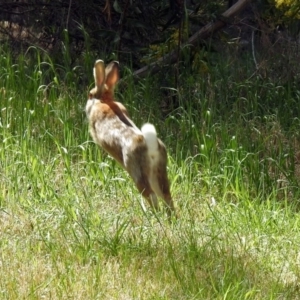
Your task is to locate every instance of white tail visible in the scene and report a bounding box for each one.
[141,123,158,154]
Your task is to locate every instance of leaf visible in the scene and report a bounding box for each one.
[113,0,122,13]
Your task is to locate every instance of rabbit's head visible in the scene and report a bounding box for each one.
[89,60,119,103]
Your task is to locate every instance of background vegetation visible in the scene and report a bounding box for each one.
[1,0,300,299]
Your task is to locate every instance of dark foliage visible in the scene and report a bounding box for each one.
[0,0,299,82]
[0,0,189,67]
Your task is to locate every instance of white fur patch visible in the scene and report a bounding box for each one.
[141,123,160,193]
[141,123,158,154]
[85,98,99,116]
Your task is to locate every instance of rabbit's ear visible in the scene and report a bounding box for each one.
[105,61,119,90]
[94,60,106,89]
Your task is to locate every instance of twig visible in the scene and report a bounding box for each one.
[66,0,72,31]
[251,29,258,70]
[117,0,130,62]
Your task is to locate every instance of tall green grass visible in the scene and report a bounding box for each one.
[1,45,300,299]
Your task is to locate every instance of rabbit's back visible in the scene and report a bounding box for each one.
[89,100,148,168]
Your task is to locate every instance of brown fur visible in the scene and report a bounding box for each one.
[86,60,175,219]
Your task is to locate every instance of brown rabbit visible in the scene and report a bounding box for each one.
[86,60,175,218]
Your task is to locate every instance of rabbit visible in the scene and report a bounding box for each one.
[85,59,175,219]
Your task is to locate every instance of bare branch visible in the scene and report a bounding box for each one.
[133,0,251,78]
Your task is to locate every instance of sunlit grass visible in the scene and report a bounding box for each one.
[1,45,300,299]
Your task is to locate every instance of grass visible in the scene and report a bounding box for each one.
[1,45,300,299]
